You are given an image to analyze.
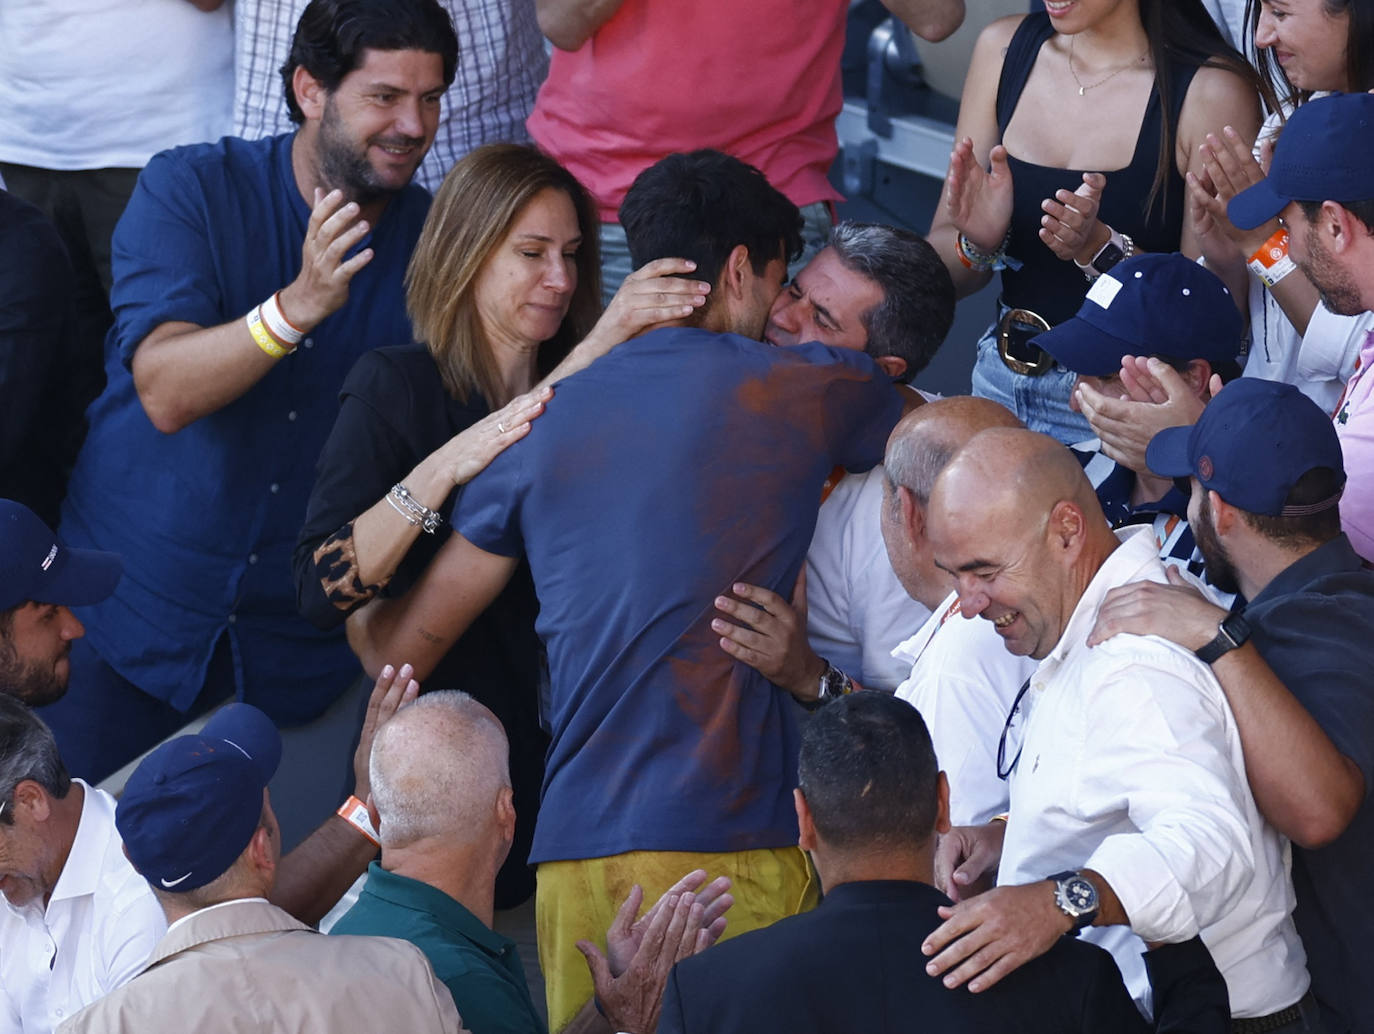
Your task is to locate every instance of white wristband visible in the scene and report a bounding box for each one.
[260,291,305,347]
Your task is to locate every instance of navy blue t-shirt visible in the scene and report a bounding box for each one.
[59,133,429,720]
[457,327,903,863]
[1243,535,1374,1034]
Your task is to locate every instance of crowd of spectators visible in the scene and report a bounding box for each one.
[2,0,1373,1032]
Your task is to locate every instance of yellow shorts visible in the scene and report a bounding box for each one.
[535,846,817,1032]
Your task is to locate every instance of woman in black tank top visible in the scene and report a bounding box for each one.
[929,0,1262,443]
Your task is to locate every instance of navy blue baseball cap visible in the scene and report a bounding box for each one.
[1031,253,1243,376]
[0,500,122,611]
[1145,378,1346,516]
[1229,93,1374,230]
[117,704,282,892]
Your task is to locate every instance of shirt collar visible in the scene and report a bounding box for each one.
[47,780,105,906]
[361,862,512,958]
[1043,526,1159,666]
[1247,534,1369,610]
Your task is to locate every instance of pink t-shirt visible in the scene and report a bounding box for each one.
[1334,330,1374,563]
[527,0,847,222]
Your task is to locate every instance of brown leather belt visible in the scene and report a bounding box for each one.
[996,306,1054,376]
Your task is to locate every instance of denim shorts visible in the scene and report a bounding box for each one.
[970,304,1093,444]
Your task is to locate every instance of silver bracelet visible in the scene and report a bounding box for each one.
[387,483,442,534]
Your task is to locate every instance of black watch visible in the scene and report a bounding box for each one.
[1195,612,1251,665]
[1048,870,1099,933]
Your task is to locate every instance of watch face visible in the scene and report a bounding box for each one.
[1091,242,1125,274]
[1062,876,1097,914]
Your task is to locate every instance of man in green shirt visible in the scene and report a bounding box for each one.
[331,691,731,1034]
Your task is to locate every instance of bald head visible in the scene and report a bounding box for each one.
[934,428,1106,530]
[884,397,1022,504]
[925,430,1117,659]
[369,691,511,850]
[879,397,1022,610]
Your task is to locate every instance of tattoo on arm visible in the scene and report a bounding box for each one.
[416,627,443,644]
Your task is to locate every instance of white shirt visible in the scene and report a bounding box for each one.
[894,592,1035,825]
[806,467,931,691]
[0,782,166,1034]
[0,1,232,170]
[999,529,1309,1018]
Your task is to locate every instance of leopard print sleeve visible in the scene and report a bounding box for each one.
[313,521,392,611]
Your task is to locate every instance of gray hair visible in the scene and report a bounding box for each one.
[0,696,71,823]
[827,222,955,383]
[884,431,959,509]
[368,691,511,849]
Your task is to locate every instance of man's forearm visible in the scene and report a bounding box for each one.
[273,815,378,926]
[535,0,626,50]
[346,533,518,680]
[1213,643,1364,848]
[129,317,290,433]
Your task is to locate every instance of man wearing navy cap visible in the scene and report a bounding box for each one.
[1090,377,1374,1034]
[0,500,120,708]
[1226,91,1374,565]
[1032,253,1245,580]
[60,703,467,1034]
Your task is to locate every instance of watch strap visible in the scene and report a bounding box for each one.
[1195,612,1251,664]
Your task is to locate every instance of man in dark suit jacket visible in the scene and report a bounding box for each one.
[659,692,1230,1034]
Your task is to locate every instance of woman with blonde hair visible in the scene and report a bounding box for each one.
[295,143,707,906]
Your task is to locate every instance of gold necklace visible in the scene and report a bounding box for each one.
[1068,35,1148,96]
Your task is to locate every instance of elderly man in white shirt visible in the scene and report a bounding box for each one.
[876,397,1032,827]
[0,697,165,1033]
[919,429,1309,1029]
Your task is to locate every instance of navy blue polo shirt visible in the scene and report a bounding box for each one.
[456,327,902,863]
[59,133,429,721]
[1243,535,1374,1034]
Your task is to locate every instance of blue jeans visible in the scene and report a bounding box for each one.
[598,201,834,307]
[970,307,1093,444]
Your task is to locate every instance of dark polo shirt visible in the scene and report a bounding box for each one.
[331,863,545,1034]
[1243,534,1374,1034]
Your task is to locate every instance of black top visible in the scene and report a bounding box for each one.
[0,190,103,526]
[295,343,547,907]
[1243,535,1374,1034]
[996,13,1196,326]
[661,879,1230,1034]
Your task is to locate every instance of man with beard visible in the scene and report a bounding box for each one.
[1226,91,1374,565]
[0,502,121,709]
[48,0,458,779]
[1089,377,1374,1034]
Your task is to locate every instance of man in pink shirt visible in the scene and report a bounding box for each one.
[527,0,965,303]
[1228,92,1374,563]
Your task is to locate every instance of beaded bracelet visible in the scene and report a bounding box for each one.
[955,230,1019,272]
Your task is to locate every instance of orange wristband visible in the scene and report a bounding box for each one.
[336,795,379,846]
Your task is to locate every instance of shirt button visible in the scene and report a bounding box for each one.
[228,614,238,625]
[287,410,297,422]
[269,483,280,494]
[248,554,258,565]
[303,337,314,349]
